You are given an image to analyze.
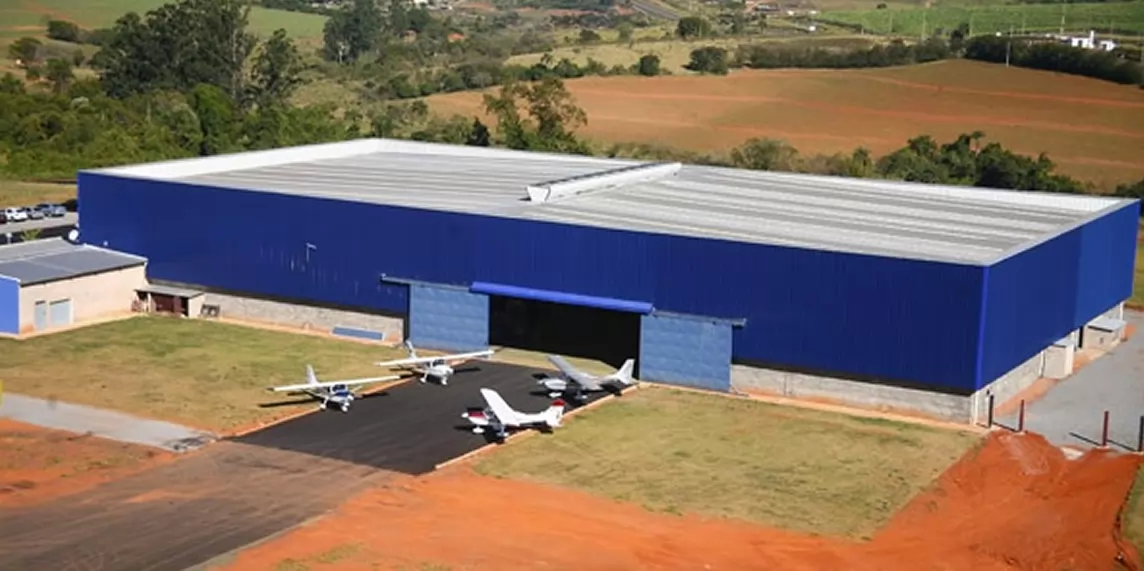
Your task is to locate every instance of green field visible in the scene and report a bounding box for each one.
[824,1,1144,36]
[0,316,407,432]
[474,387,982,539]
[0,0,327,40]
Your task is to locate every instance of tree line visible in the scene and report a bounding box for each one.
[673,16,1141,85]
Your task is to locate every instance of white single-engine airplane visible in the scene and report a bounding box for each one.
[537,356,637,401]
[268,365,401,413]
[461,388,565,441]
[375,341,495,385]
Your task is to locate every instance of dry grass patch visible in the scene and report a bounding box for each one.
[0,316,407,432]
[0,181,75,208]
[474,386,981,539]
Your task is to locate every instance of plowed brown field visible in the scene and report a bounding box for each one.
[427,59,1144,191]
[218,431,1143,571]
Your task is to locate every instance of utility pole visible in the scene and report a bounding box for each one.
[1006,24,1013,67]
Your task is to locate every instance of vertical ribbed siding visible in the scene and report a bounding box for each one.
[80,173,988,392]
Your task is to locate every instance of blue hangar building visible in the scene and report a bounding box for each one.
[77,139,1140,422]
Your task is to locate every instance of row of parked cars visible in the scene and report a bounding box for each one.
[0,204,69,224]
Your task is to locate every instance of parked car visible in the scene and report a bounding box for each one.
[24,206,45,220]
[34,203,66,218]
[2,207,27,222]
[0,211,7,224]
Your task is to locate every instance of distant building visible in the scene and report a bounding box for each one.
[1060,30,1117,52]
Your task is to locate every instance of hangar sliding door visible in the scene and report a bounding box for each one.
[49,299,72,328]
[639,312,733,392]
[408,283,488,352]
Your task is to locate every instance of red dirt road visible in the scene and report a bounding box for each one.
[220,431,1142,571]
[0,418,171,507]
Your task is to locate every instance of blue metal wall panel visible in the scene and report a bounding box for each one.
[0,276,18,334]
[640,313,732,391]
[79,172,986,392]
[409,284,488,352]
[1074,202,1139,324]
[979,201,1140,388]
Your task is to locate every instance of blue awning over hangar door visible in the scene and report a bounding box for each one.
[406,282,490,352]
[639,312,741,392]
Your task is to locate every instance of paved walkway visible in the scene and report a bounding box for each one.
[0,393,216,452]
[997,310,1144,452]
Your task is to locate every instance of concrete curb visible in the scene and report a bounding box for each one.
[638,380,988,435]
[227,377,413,439]
[433,384,640,471]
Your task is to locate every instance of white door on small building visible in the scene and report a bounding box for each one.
[33,301,47,330]
[48,299,72,328]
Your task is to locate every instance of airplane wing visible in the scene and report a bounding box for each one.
[479,388,522,426]
[271,375,402,393]
[546,355,599,388]
[375,355,438,368]
[377,349,494,368]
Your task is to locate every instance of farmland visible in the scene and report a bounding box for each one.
[427,59,1144,190]
[825,1,1144,37]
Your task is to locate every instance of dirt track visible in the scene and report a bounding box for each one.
[217,431,1143,571]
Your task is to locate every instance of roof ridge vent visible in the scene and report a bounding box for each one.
[526,162,682,203]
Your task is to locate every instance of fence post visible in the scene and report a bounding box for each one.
[1137,415,1143,454]
[987,394,995,428]
[1101,410,1110,448]
[1018,400,1026,433]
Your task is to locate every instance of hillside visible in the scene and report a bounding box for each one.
[427,59,1144,190]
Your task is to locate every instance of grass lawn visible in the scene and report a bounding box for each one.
[474,386,982,539]
[1126,465,1144,555]
[0,181,75,208]
[0,316,408,432]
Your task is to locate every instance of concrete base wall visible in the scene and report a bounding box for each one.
[200,291,403,341]
[1043,342,1075,379]
[730,365,972,422]
[969,351,1046,425]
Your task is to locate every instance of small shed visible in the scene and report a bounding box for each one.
[0,239,148,335]
[135,283,205,317]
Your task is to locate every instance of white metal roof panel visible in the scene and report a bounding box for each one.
[84,138,1134,265]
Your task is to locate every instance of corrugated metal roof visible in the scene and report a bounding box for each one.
[91,138,1132,265]
[0,239,147,285]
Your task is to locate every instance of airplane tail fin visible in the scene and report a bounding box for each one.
[546,399,566,427]
[306,364,319,385]
[608,359,636,385]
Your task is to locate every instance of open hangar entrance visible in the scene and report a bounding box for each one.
[386,277,742,392]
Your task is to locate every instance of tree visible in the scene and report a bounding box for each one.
[46,20,82,43]
[1113,179,1144,215]
[617,22,634,43]
[247,29,305,109]
[730,138,799,171]
[322,0,384,63]
[686,47,729,74]
[578,29,601,44]
[94,0,256,99]
[637,54,661,76]
[467,118,491,147]
[44,58,74,94]
[676,17,711,40]
[8,37,41,65]
[482,77,589,154]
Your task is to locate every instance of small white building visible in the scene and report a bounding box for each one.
[1062,30,1117,51]
[0,238,147,335]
